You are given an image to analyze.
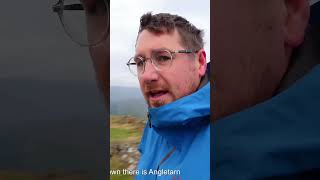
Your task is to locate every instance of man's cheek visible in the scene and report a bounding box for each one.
[167,85,178,102]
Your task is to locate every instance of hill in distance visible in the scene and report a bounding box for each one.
[110,86,147,118]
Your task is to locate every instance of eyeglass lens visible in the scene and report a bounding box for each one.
[129,50,173,76]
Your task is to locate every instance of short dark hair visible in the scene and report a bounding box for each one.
[138,12,204,51]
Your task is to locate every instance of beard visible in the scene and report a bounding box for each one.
[148,99,166,108]
[142,83,170,108]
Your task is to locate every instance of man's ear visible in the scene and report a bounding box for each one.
[284,0,310,47]
[197,49,207,77]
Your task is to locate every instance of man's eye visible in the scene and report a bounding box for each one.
[157,55,171,62]
[134,58,144,67]
[137,61,144,67]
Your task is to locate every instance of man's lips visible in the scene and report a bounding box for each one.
[147,90,169,99]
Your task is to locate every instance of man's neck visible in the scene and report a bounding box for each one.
[199,62,210,89]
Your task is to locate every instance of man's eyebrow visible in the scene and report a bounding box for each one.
[149,48,172,54]
[134,47,171,57]
[153,47,170,51]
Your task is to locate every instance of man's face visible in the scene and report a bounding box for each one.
[212,0,309,120]
[135,29,203,108]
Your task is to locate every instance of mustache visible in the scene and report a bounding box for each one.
[143,84,169,93]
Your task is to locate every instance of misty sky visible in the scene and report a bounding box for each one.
[110,0,210,87]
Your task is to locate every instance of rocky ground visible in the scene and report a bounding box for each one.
[110,115,146,180]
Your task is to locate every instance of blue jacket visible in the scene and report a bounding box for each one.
[213,65,320,179]
[135,83,210,180]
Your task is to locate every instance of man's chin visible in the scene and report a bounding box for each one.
[149,100,166,108]
[147,93,173,108]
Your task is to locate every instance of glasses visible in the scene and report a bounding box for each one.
[52,0,109,46]
[126,49,199,76]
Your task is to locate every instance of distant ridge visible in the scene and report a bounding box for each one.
[110,86,147,118]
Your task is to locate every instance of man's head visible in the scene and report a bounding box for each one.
[133,13,207,108]
[213,0,310,120]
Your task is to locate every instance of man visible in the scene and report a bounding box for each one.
[213,0,320,179]
[54,4,210,178]
[127,13,210,179]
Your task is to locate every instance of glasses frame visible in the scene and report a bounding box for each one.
[126,49,199,76]
[52,0,110,47]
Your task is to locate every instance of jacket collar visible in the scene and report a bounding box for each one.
[148,83,210,128]
[148,83,210,150]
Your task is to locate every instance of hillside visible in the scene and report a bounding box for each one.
[110,115,145,180]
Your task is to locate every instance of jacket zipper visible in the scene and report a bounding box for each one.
[147,112,152,128]
[147,112,177,179]
[155,146,177,180]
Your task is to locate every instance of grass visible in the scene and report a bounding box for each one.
[110,128,140,142]
[110,115,144,144]
[110,115,144,180]
[110,174,132,180]
[110,155,134,180]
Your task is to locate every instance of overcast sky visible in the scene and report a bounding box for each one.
[110,0,210,87]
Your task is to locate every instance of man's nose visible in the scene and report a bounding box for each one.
[139,60,159,83]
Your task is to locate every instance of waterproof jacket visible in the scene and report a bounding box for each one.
[135,83,210,180]
[213,10,320,179]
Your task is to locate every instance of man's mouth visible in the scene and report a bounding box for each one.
[148,90,168,99]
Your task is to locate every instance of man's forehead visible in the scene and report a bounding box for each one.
[138,29,177,40]
[135,29,183,53]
